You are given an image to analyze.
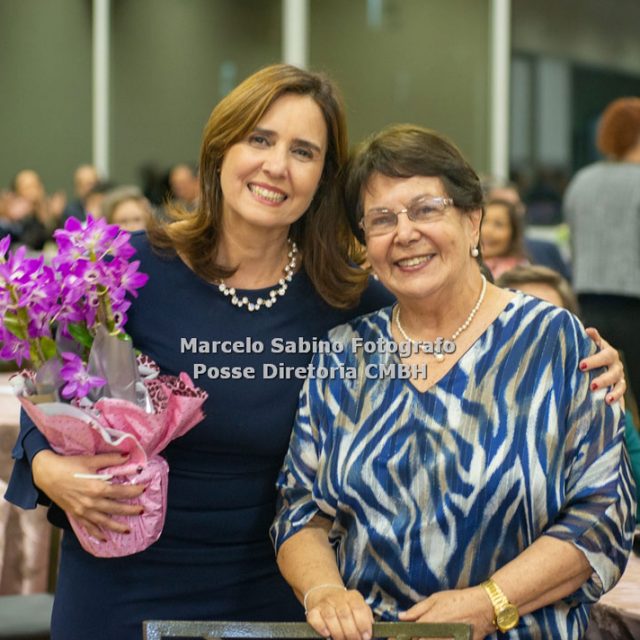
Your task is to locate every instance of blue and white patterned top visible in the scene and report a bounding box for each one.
[271,293,636,639]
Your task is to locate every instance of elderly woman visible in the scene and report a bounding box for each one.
[271,125,636,639]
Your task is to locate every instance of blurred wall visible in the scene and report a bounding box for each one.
[310,0,491,171]
[110,0,281,187]
[512,0,640,75]
[0,0,92,195]
[510,0,640,178]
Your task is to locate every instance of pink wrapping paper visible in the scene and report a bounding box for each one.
[18,372,207,558]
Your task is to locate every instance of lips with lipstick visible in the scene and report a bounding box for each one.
[249,183,288,203]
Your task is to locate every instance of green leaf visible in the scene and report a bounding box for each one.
[3,314,27,340]
[39,336,58,361]
[67,323,94,350]
[29,343,40,364]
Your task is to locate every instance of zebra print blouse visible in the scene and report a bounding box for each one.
[271,293,635,639]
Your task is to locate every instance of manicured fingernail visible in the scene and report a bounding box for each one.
[136,466,143,474]
[580,362,587,371]
[606,395,614,404]
[124,529,131,535]
[591,382,598,391]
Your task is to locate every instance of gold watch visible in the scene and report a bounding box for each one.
[481,579,519,632]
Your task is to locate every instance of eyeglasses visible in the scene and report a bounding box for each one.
[359,196,454,237]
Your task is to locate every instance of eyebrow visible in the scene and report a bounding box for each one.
[252,128,323,154]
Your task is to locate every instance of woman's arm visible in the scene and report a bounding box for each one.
[399,536,591,640]
[277,516,373,640]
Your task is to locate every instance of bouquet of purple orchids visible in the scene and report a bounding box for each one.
[0,218,207,557]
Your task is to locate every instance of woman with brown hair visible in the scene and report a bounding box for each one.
[480,198,529,279]
[5,64,391,640]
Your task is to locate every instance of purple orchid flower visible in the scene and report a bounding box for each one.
[0,235,10,260]
[59,352,106,399]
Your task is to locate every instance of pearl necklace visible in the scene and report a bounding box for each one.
[217,240,298,312]
[395,275,487,362]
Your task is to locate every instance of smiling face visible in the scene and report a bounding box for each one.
[219,93,327,235]
[363,173,481,302]
[481,202,514,258]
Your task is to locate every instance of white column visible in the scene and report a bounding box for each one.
[489,0,511,181]
[282,0,309,68]
[93,0,110,178]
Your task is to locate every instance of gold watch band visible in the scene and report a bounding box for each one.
[481,579,519,632]
[481,578,510,610]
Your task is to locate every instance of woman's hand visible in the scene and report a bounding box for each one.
[398,587,495,640]
[305,586,374,640]
[581,328,626,404]
[32,450,146,541]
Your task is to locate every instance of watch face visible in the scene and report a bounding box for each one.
[496,604,519,631]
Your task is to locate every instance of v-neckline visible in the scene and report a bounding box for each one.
[381,293,519,396]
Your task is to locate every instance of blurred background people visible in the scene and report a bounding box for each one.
[496,264,578,314]
[102,186,152,232]
[5,169,65,250]
[480,198,529,279]
[62,164,100,221]
[564,96,640,410]
[484,179,571,280]
[168,163,199,211]
[83,182,114,219]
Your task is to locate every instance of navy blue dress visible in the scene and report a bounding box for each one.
[5,232,392,639]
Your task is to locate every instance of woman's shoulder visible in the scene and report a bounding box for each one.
[500,291,593,358]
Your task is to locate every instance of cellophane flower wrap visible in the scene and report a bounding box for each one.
[0,219,207,557]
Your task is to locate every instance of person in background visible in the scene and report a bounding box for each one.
[272,124,635,640]
[62,164,100,222]
[480,198,529,279]
[168,163,199,211]
[484,179,571,280]
[496,264,578,313]
[497,264,640,525]
[564,96,640,412]
[0,189,34,246]
[8,169,66,249]
[102,186,153,232]
[83,181,114,219]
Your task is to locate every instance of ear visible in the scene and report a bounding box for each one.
[466,208,483,246]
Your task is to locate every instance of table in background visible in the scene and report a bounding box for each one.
[586,551,640,640]
[0,372,51,595]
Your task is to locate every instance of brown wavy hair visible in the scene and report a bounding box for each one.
[148,64,367,308]
[596,97,640,160]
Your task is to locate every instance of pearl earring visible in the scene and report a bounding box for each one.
[471,246,479,258]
